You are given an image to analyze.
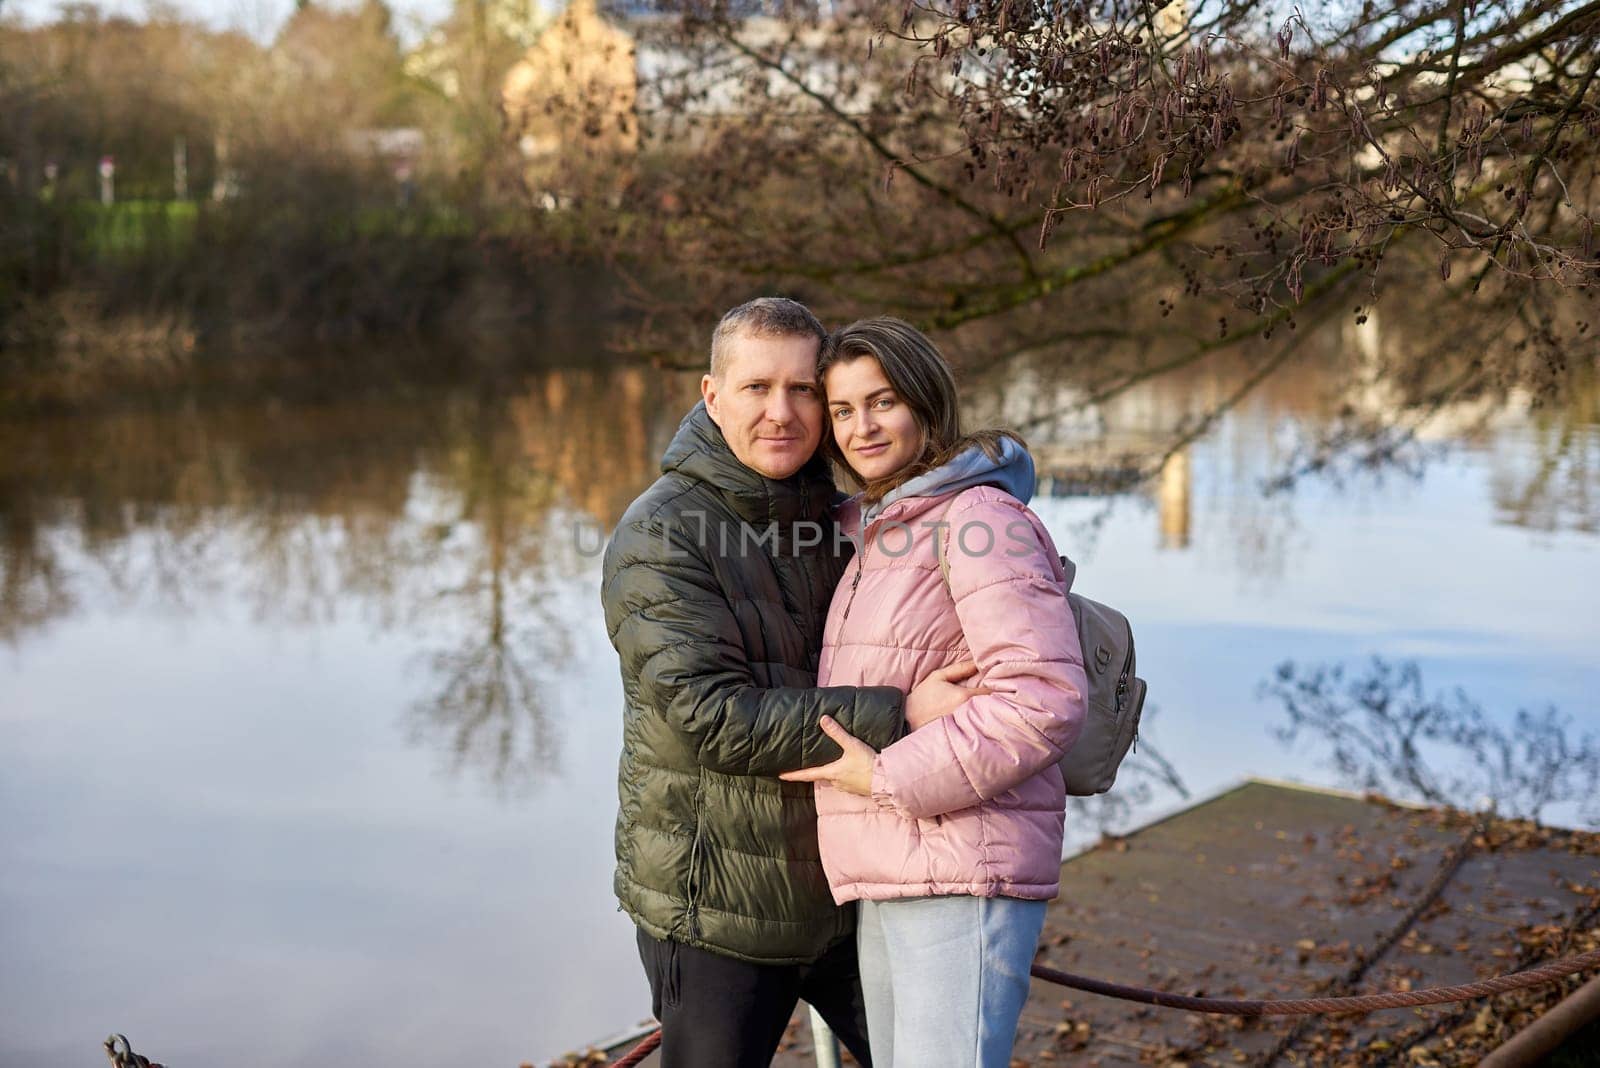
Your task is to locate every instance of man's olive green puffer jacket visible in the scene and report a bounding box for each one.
[602,402,904,964]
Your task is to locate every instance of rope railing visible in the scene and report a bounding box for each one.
[604,949,1600,1066]
[1028,947,1600,1016]
[607,1028,662,1068]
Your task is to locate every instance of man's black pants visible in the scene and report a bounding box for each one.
[636,927,873,1067]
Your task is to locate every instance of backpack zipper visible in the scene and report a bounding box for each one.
[1116,642,1136,751]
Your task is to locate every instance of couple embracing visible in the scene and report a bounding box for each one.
[601,298,1088,1067]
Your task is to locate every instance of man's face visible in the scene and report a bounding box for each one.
[702,332,825,480]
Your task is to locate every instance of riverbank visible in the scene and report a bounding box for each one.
[0,245,634,416]
[0,188,625,367]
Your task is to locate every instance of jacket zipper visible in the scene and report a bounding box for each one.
[840,509,884,621]
[841,553,865,620]
[796,487,817,637]
[685,775,707,940]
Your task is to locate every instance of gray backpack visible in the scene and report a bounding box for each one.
[937,552,1147,796]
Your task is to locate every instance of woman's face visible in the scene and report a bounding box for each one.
[824,356,925,484]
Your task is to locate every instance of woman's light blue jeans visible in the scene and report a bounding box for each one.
[855,895,1047,1067]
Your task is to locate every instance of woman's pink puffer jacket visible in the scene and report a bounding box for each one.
[815,473,1088,904]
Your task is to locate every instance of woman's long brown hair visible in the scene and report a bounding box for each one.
[819,317,1025,503]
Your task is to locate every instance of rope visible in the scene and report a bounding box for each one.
[1390,896,1600,1055]
[607,1028,661,1068]
[1028,947,1600,1016]
[602,948,1600,1064]
[1254,819,1480,1063]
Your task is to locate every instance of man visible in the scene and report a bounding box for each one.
[602,298,977,1067]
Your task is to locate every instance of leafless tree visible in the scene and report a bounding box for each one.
[555,0,1597,482]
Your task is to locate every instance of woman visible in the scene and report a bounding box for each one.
[780,317,1088,1067]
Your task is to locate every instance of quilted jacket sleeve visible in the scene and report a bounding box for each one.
[603,511,905,776]
[870,493,1087,819]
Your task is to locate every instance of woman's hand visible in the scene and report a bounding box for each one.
[905,660,993,730]
[778,716,877,796]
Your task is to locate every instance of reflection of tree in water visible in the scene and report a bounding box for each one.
[409,565,566,789]
[0,501,76,645]
[0,414,241,640]
[0,364,685,788]
[965,337,1334,581]
[1487,370,1599,536]
[398,369,684,789]
[403,387,570,789]
[4,351,1592,799]
[1264,657,1600,827]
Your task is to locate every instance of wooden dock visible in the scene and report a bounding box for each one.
[555,780,1599,1066]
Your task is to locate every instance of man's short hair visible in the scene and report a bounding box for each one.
[709,297,827,379]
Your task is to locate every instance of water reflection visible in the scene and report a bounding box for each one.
[0,366,695,787]
[3,344,1598,786]
[0,505,73,644]
[1488,397,1600,535]
[399,373,681,786]
[964,332,1600,551]
[405,389,569,786]
[1264,657,1600,827]
[1,337,1597,1065]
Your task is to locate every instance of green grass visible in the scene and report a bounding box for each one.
[71,198,484,254]
[351,203,477,239]
[75,200,200,256]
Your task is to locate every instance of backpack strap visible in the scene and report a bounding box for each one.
[933,505,1077,593]
[933,491,962,593]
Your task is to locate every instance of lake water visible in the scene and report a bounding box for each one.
[2,338,1596,1066]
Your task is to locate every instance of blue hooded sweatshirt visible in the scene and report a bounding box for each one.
[860,434,1037,523]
